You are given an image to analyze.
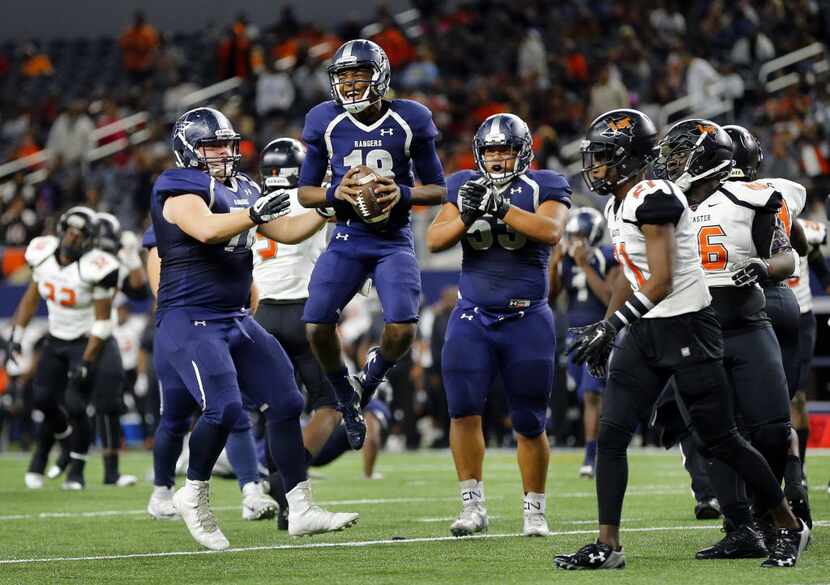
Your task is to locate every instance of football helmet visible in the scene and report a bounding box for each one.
[581,109,658,195]
[565,207,604,247]
[328,39,390,114]
[652,119,734,190]
[473,113,534,186]
[723,125,763,181]
[260,138,306,190]
[96,212,122,255]
[57,206,98,261]
[171,107,241,178]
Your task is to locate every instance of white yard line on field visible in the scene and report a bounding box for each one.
[3,522,827,565]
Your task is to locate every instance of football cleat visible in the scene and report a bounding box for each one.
[695,523,767,559]
[286,480,359,536]
[784,481,813,530]
[579,464,594,479]
[522,513,550,537]
[61,480,85,491]
[106,474,138,487]
[24,472,44,490]
[357,346,383,408]
[554,542,626,570]
[241,482,279,521]
[173,479,230,551]
[147,485,180,520]
[338,378,366,450]
[694,498,721,520]
[760,520,810,568]
[450,504,489,537]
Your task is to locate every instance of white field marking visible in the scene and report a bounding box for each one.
[5,523,828,565]
[413,517,636,525]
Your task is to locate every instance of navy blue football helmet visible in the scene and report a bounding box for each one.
[565,207,605,247]
[96,212,122,255]
[171,107,241,178]
[260,137,306,190]
[57,206,98,261]
[473,113,534,186]
[652,119,733,191]
[328,39,390,114]
[723,125,763,181]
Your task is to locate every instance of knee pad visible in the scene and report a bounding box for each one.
[749,421,791,454]
[597,421,634,456]
[159,414,191,438]
[219,401,245,429]
[232,410,252,433]
[264,388,305,422]
[509,394,548,438]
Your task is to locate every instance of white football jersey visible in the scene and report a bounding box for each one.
[605,179,710,318]
[690,181,782,287]
[789,218,827,313]
[252,189,327,301]
[26,236,120,340]
[763,177,806,237]
[113,315,145,370]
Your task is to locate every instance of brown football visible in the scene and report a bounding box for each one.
[351,165,390,224]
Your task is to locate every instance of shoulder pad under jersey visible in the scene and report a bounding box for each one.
[79,249,121,286]
[25,235,59,268]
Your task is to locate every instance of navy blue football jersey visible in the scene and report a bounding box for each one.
[298,99,445,233]
[149,168,261,319]
[560,245,617,327]
[447,169,572,310]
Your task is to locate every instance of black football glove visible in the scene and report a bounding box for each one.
[732,258,769,287]
[249,189,291,224]
[1,335,21,367]
[486,188,511,219]
[567,320,618,369]
[458,180,490,226]
[585,342,613,379]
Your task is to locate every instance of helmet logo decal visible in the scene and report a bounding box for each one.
[600,116,632,138]
[484,117,505,144]
[697,124,717,135]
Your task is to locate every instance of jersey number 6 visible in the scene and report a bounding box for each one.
[697,225,728,271]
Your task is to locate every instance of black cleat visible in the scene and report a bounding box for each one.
[695,523,767,559]
[694,498,721,520]
[358,346,381,409]
[760,521,810,568]
[554,542,625,570]
[338,378,366,450]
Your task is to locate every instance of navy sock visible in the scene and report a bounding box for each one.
[363,350,395,395]
[266,418,308,493]
[584,440,597,466]
[153,425,184,488]
[327,366,357,406]
[186,419,230,482]
[226,429,260,489]
[310,426,351,467]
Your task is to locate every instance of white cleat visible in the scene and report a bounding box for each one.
[113,474,138,487]
[147,486,180,520]
[286,480,359,537]
[241,482,278,521]
[450,504,489,537]
[46,465,66,480]
[24,472,44,489]
[173,479,230,551]
[579,464,594,479]
[523,513,551,537]
[61,480,84,491]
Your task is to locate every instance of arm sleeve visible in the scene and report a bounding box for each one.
[91,268,119,300]
[634,192,685,226]
[411,137,446,187]
[751,210,780,258]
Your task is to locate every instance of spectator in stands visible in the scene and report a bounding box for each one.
[255,58,296,119]
[0,194,41,246]
[46,100,95,168]
[517,29,549,90]
[401,45,440,92]
[119,12,159,83]
[12,133,40,163]
[218,17,253,79]
[683,50,722,112]
[588,62,629,121]
[20,42,53,78]
[371,4,415,69]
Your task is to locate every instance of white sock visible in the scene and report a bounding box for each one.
[523,492,546,515]
[460,479,485,508]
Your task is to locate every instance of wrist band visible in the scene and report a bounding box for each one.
[608,291,655,330]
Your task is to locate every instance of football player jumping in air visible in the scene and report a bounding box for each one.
[297,39,446,450]
[5,207,122,490]
[549,206,618,479]
[150,107,357,550]
[426,113,571,537]
[554,111,808,570]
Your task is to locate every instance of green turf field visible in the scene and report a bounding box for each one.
[0,448,827,584]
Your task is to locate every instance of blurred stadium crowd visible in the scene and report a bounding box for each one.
[0,0,829,451]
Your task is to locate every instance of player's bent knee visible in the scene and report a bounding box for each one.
[265,388,305,421]
[384,322,416,350]
[703,429,748,463]
[597,421,634,454]
[511,409,545,438]
[749,421,791,452]
[160,415,190,438]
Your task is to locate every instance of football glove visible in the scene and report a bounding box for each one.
[249,189,291,224]
[567,320,618,368]
[316,206,336,219]
[486,188,511,219]
[732,258,769,287]
[458,180,490,226]
[1,336,21,367]
[585,342,613,379]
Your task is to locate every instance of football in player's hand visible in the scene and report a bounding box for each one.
[351,165,390,224]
